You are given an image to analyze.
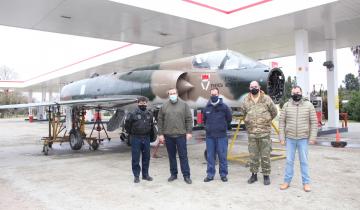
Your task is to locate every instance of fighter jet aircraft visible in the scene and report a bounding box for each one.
[0,50,285,155]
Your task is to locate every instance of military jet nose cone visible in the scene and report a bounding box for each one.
[177,79,194,95]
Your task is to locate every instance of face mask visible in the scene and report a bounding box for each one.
[138,105,147,111]
[291,94,302,102]
[169,95,178,103]
[210,95,219,103]
[250,88,259,95]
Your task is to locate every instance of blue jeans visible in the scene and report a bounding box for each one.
[206,137,228,178]
[165,135,190,178]
[131,135,150,178]
[284,138,310,184]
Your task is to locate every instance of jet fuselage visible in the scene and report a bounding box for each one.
[60,50,285,108]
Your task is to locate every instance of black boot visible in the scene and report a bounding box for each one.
[264,175,271,185]
[134,177,140,183]
[142,176,153,181]
[184,177,192,184]
[247,173,258,184]
[168,175,177,182]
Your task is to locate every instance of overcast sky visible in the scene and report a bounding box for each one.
[0,25,358,91]
[0,25,125,80]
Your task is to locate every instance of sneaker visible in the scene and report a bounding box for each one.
[203,177,214,182]
[247,173,258,184]
[221,177,228,182]
[142,176,153,181]
[303,184,311,192]
[264,175,271,185]
[280,183,290,190]
[168,175,177,182]
[184,177,192,184]
[134,177,140,183]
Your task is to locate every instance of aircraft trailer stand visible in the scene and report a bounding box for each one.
[226,117,286,166]
[41,106,101,155]
[88,108,111,149]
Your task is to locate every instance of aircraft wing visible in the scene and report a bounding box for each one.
[0,102,57,109]
[58,97,138,108]
[0,96,139,110]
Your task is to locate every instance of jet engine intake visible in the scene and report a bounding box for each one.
[267,68,285,104]
[151,70,193,99]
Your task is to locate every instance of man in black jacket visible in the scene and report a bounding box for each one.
[124,96,154,183]
[203,88,232,182]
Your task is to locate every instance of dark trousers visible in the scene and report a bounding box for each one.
[131,135,150,178]
[165,135,190,178]
[206,137,228,178]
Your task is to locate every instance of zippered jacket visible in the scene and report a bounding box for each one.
[240,91,278,135]
[157,99,193,136]
[203,98,232,138]
[279,98,317,140]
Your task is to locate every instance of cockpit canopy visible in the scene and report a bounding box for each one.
[192,50,267,70]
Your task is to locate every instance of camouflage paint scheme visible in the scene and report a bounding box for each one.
[0,50,285,153]
[61,50,285,109]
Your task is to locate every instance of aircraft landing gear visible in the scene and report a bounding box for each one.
[41,105,66,155]
[89,108,111,148]
[90,140,100,150]
[43,144,49,156]
[40,106,105,155]
[69,129,83,150]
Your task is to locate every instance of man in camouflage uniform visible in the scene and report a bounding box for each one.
[240,81,278,185]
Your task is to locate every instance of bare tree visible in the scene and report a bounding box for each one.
[0,65,18,102]
[0,65,27,117]
[0,65,18,80]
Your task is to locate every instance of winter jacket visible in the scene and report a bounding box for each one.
[240,91,278,135]
[124,108,153,135]
[157,99,193,136]
[203,99,232,138]
[279,98,317,140]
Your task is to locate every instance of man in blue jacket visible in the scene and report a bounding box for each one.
[203,87,232,182]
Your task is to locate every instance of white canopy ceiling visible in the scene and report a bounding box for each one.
[0,0,359,91]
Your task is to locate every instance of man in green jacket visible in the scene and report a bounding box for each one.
[158,88,193,184]
[240,81,278,185]
[279,86,317,192]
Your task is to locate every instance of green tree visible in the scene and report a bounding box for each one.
[351,46,360,79]
[344,91,360,121]
[343,73,359,91]
[0,90,28,118]
[279,76,296,107]
[338,85,349,113]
